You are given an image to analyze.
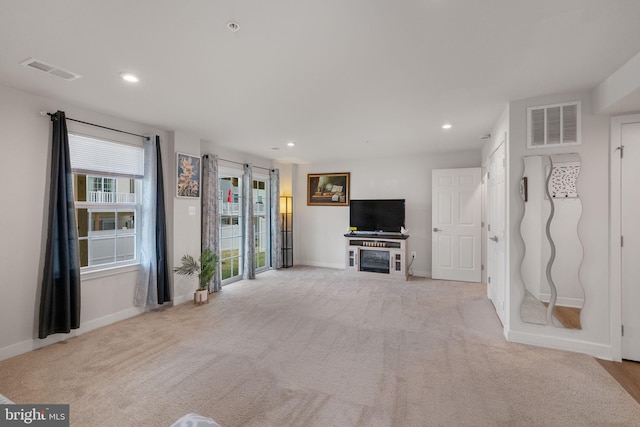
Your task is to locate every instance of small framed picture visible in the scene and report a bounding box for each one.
[307,172,350,206]
[176,153,201,198]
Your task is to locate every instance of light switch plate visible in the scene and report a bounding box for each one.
[188,206,196,216]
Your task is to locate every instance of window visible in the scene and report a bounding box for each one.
[69,134,144,270]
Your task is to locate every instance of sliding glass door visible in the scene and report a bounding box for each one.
[219,172,243,282]
[253,177,270,272]
[218,168,272,282]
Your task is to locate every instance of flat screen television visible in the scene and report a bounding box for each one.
[349,199,405,234]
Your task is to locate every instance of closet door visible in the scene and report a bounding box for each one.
[486,139,506,325]
[431,167,482,282]
[613,114,640,361]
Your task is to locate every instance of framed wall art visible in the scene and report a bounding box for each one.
[176,152,201,198]
[307,172,350,206]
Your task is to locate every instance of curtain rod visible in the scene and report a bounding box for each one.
[208,155,274,171]
[42,111,147,139]
[42,112,274,170]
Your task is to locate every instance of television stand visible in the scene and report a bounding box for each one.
[344,234,409,280]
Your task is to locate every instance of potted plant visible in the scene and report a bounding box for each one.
[174,248,218,305]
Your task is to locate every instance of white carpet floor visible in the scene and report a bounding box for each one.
[1,266,639,426]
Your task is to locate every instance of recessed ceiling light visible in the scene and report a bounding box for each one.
[287,142,295,147]
[120,73,139,83]
[227,21,240,32]
[442,123,452,129]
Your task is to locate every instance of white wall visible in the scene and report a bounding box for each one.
[0,83,172,360]
[294,151,481,275]
[593,50,640,114]
[504,90,613,358]
[170,131,203,303]
[274,161,295,196]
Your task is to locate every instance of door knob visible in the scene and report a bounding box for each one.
[433,228,441,232]
[489,236,498,242]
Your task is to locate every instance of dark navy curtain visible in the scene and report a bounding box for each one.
[154,136,171,303]
[39,111,81,339]
[134,135,170,306]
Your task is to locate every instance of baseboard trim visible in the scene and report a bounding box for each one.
[411,270,429,278]
[0,306,144,362]
[173,292,195,306]
[300,261,345,270]
[507,329,613,360]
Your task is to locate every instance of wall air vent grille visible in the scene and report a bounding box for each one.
[20,57,82,81]
[527,101,581,149]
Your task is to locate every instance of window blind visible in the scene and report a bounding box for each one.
[69,133,144,178]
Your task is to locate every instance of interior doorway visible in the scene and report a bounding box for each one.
[431,167,482,282]
[611,113,640,362]
[486,136,506,325]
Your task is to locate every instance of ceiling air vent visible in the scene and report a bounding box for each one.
[20,57,82,81]
[527,101,581,149]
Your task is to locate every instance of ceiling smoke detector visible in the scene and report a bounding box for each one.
[227,21,240,33]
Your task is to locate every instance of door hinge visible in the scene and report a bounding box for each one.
[622,324,625,337]
[481,221,485,228]
[487,172,491,179]
[481,264,485,271]
[621,235,624,247]
[488,276,491,284]
[488,224,491,232]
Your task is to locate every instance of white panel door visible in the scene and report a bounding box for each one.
[486,141,506,325]
[432,168,482,282]
[621,119,640,361]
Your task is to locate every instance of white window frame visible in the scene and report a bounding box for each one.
[69,132,144,273]
[75,177,141,272]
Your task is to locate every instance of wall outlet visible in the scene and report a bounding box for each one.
[411,251,416,259]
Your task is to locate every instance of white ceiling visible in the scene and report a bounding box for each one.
[2,0,640,163]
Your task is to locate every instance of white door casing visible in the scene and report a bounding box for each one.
[431,168,482,282]
[612,114,640,362]
[486,140,506,325]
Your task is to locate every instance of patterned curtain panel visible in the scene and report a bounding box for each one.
[270,168,282,269]
[243,163,255,279]
[39,110,81,339]
[134,135,170,307]
[202,154,222,292]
